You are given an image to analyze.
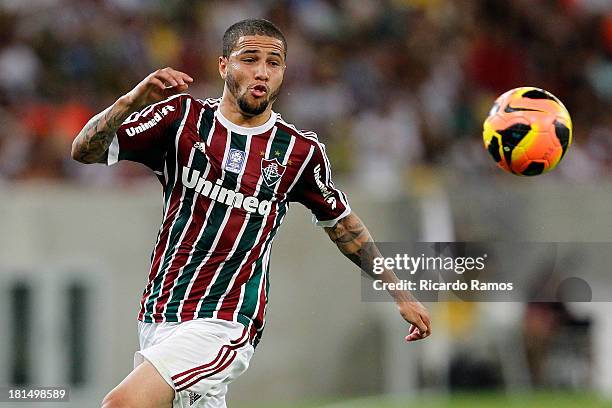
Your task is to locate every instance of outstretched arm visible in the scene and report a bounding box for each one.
[325,212,432,341]
[71,67,193,164]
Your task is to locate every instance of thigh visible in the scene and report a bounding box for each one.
[102,359,174,408]
[140,320,254,403]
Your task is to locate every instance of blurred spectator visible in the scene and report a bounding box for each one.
[0,0,608,185]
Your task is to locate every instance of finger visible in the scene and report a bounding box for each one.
[163,68,189,86]
[414,317,427,334]
[177,71,194,83]
[174,83,189,93]
[154,70,180,88]
[415,317,430,338]
[421,315,431,335]
[149,77,167,91]
[405,325,420,342]
[162,83,189,97]
[405,320,429,342]
[405,331,424,342]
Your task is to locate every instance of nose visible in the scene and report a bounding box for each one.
[254,61,269,81]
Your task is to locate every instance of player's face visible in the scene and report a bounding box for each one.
[220,35,286,117]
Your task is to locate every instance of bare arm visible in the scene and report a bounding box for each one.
[325,212,432,341]
[71,67,193,164]
[71,98,133,164]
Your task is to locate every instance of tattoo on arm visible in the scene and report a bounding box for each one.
[325,212,413,303]
[71,101,133,164]
[325,213,380,278]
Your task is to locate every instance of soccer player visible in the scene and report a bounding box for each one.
[72,19,431,408]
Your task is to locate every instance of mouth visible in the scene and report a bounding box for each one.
[250,84,268,98]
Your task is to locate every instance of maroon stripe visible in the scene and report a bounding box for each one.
[213,129,276,320]
[171,326,248,381]
[215,217,274,321]
[173,345,232,385]
[173,335,249,387]
[249,324,257,343]
[153,114,221,318]
[153,194,215,317]
[239,129,274,196]
[150,107,202,322]
[253,259,269,335]
[179,208,247,320]
[230,326,248,344]
[277,140,311,197]
[177,124,267,320]
[138,164,187,321]
[176,350,237,392]
[171,122,232,321]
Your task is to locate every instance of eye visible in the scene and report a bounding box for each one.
[269,60,281,67]
[242,58,255,63]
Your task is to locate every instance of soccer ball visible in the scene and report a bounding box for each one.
[482,87,573,176]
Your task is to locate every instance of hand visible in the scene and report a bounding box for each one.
[397,300,432,342]
[122,67,194,111]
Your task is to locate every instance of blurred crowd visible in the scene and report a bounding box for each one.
[0,0,610,187]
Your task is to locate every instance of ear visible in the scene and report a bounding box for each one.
[219,56,228,80]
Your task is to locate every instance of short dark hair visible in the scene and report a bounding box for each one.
[222,19,287,58]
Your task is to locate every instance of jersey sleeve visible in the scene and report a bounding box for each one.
[107,94,185,172]
[290,142,351,227]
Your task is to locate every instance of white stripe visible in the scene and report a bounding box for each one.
[281,121,350,227]
[284,145,314,197]
[314,206,351,227]
[283,135,296,166]
[252,209,287,333]
[205,133,255,319]
[111,94,191,166]
[158,107,208,316]
[205,128,279,318]
[142,99,192,317]
[151,146,197,316]
[107,134,119,165]
[140,93,189,118]
[232,129,291,320]
[163,97,192,216]
[216,131,294,319]
[197,97,221,108]
[175,126,233,319]
[276,115,319,141]
[172,106,225,318]
[163,160,168,187]
[164,159,213,318]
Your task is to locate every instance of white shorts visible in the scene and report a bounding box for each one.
[134,318,254,408]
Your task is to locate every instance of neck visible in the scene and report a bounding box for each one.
[219,87,273,128]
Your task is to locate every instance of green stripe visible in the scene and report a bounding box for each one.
[144,147,207,320]
[162,98,189,210]
[162,131,246,319]
[141,99,188,323]
[144,105,214,321]
[197,127,293,318]
[237,202,287,322]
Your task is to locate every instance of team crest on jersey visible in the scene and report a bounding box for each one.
[261,158,286,187]
[225,148,246,174]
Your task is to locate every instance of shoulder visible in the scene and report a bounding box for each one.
[143,94,221,114]
[193,96,222,111]
[275,113,323,149]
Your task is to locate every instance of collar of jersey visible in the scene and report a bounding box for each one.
[215,109,278,135]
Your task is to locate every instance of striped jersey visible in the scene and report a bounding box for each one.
[107,94,350,345]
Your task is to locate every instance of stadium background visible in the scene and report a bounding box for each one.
[0,0,611,407]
